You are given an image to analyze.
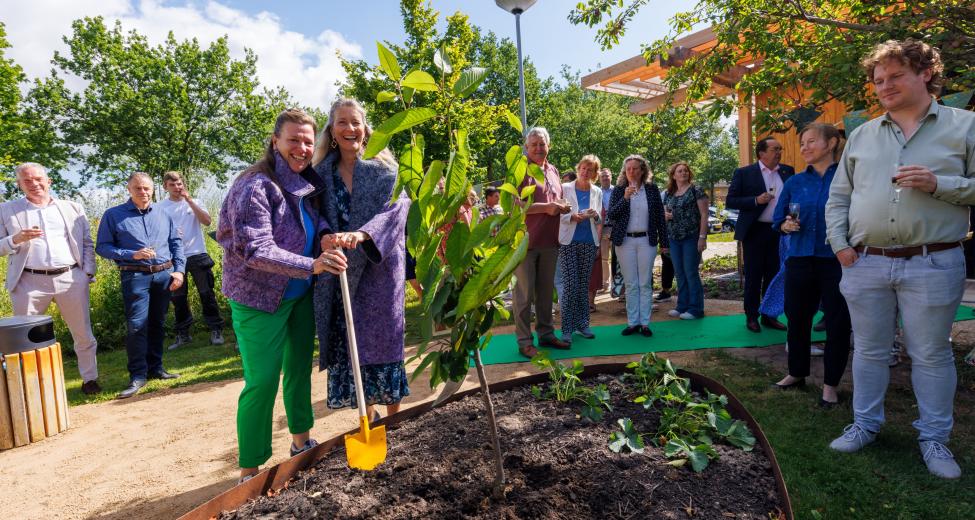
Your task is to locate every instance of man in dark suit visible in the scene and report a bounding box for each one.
[726,137,795,332]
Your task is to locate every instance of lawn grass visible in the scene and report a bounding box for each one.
[708,231,736,242]
[686,349,974,520]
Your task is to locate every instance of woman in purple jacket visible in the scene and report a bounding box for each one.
[312,98,410,421]
[218,108,348,484]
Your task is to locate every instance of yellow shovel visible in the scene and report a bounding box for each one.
[339,270,387,470]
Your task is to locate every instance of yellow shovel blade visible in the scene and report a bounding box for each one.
[344,416,387,470]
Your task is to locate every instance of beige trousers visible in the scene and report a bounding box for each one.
[513,247,559,347]
[11,267,98,382]
[599,227,613,288]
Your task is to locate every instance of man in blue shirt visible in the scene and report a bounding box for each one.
[97,172,186,399]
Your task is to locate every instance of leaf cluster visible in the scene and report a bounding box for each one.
[616,353,756,472]
[529,352,612,422]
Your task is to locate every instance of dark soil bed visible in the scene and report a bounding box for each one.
[220,375,783,519]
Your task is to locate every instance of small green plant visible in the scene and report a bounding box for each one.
[618,353,756,472]
[663,438,717,472]
[530,353,612,422]
[608,418,645,454]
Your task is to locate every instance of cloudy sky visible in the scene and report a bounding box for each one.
[2,0,684,109]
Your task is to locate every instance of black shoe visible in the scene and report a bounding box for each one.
[148,369,180,380]
[81,380,102,395]
[653,291,672,303]
[771,378,805,390]
[761,315,787,331]
[813,316,827,332]
[117,379,146,399]
[540,337,571,350]
[621,325,641,336]
[640,326,653,337]
[746,319,761,333]
[819,398,839,409]
[168,333,192,350]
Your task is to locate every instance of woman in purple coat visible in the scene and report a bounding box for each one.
[312,98,410,420]
[219,108,348,483]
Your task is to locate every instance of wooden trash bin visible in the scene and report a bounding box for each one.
[0,315,70,450]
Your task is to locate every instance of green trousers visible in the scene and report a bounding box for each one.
[230,292,315,468]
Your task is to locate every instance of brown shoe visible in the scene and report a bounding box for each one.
[761,315,787,331]
[539,337,571,350]
[518,345,539,359]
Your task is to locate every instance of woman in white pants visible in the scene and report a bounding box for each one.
[606,155,669,336]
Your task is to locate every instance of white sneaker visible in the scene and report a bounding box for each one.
[810,345,824,356]
[920,441,962,479]
[679,312,697,320]
[667,309,680,318]
[829,423,877,453]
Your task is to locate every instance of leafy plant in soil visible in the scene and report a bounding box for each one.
[617,353,756,471]
[530,352,612,421]
[362,40,533,497]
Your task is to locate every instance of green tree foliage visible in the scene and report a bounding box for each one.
[29,17,311,190]
[0,22,71,197]
[340,0,512,183]
[570,0,975,132]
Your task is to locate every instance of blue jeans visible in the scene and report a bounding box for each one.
[120,269,174,382]
[615,238,656,326]
[669,237,704,317]
[839,247,964,443]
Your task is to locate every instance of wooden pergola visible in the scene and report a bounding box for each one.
[581,27,763,167]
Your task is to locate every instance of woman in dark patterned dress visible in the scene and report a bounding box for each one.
[312,98,410,420]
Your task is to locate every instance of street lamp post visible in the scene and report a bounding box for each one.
[495,0,537,138]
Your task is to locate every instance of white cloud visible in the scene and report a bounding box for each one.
[2,0,361,108]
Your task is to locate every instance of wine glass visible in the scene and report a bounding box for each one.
[788,202,800,230]
[891,162,904,202]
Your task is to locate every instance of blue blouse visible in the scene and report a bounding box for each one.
[772,163,838,258]
[281,195,315,300]
[571,188,594,244]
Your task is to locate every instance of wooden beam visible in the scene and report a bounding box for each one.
[713,65,750,89]
[630,88,690,114]
[582,26,718,89]
[737,90,754,166]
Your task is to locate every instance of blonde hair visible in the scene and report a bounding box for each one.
[862,39,944,95]
[798,122,844,162]
[576,154,601,179]
[616,154,652,187]
[240,108,317,180]
[312,97,395,167]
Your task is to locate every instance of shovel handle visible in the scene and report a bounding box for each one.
[339,271,369,420]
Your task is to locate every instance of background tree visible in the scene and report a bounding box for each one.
[340,0,511,183]
[569,0,975,132]
[0,22,70,198]
[29,17,312,190]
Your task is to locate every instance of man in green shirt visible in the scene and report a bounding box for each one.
[825,39,975,480]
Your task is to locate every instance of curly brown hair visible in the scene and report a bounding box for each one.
[861,39,944,95]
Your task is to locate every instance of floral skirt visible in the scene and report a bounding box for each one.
[325,298,409,409]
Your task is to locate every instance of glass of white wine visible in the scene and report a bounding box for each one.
[891,162,904,203]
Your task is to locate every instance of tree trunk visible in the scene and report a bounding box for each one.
[473,348,505,498]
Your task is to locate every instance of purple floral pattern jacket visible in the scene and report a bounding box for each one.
[218,153,329,313]
[313,153,410,367]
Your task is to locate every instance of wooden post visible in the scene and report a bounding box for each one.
[737,90,754,167]
[736,90,753,284]
[36,346,59,436]
[4,353,31,447]
[0,358,14,450]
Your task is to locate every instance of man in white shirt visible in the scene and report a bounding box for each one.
[157,171,225,348]
[0,163,100,394]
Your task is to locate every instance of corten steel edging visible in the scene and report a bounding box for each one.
[179,362,792,520]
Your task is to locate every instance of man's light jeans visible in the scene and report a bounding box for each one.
[839,247,964,443]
